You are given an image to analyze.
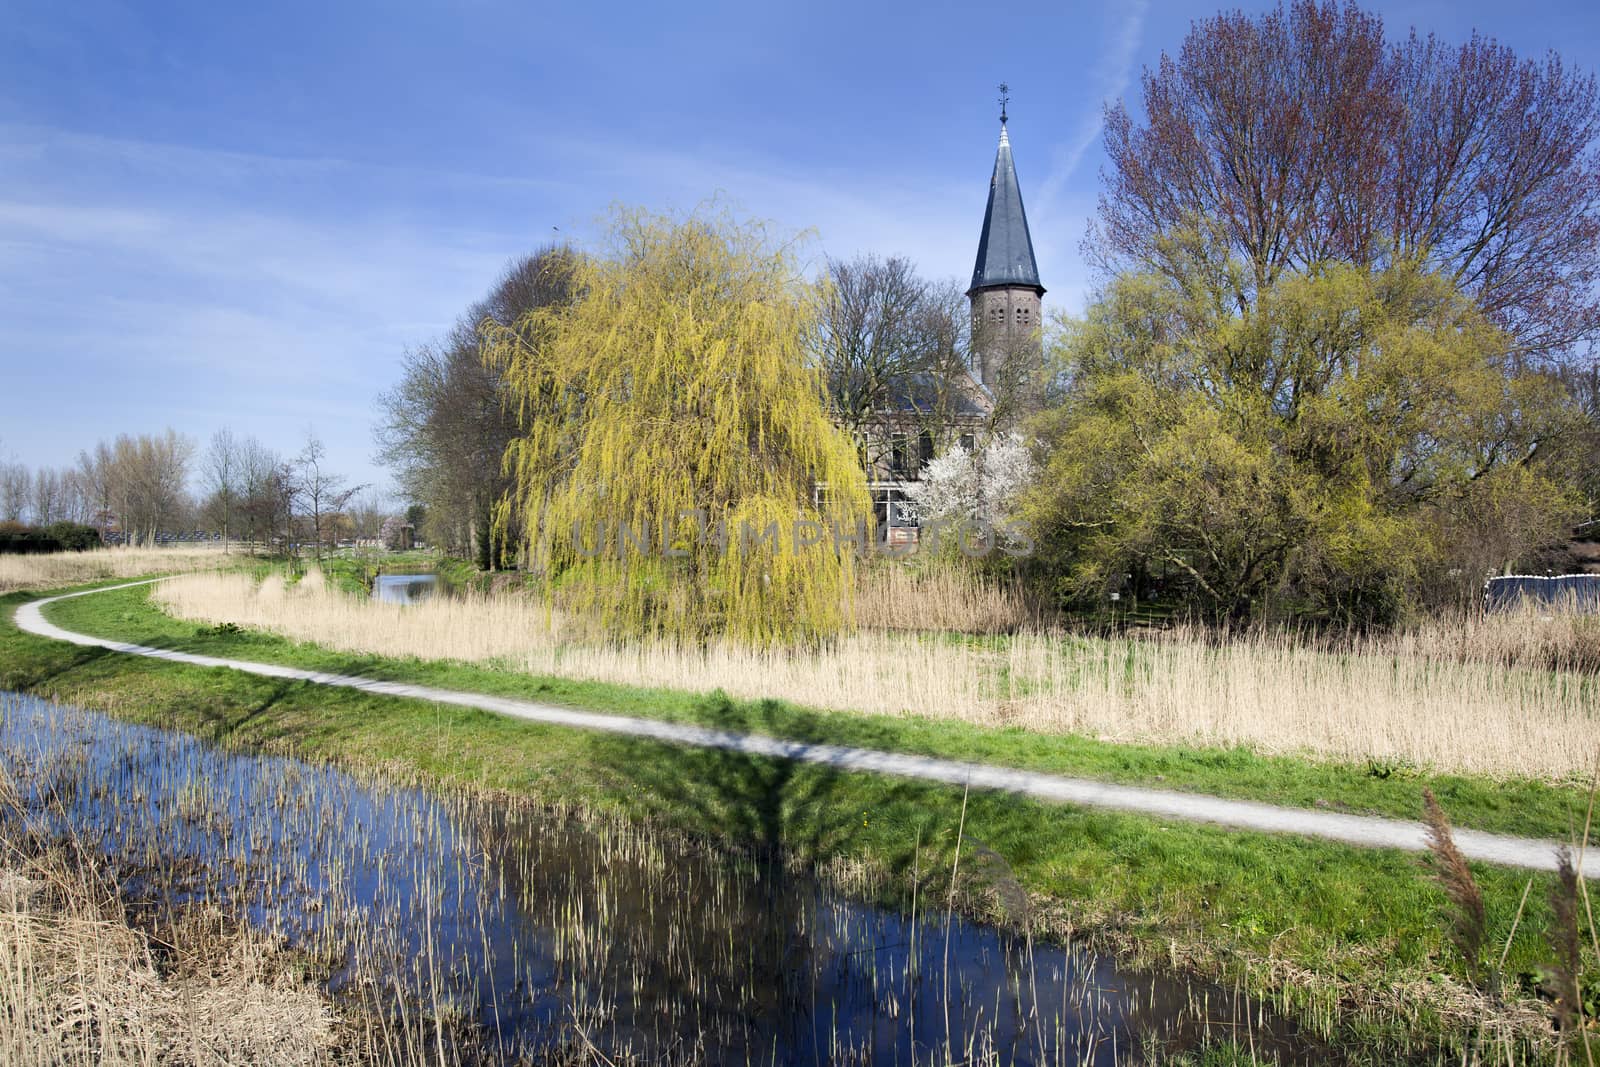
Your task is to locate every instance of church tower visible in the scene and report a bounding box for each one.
[968,89,1044,393]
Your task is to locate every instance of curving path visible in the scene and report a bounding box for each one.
[15,579,1596,877]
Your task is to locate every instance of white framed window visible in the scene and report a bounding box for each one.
[872,486,920,529]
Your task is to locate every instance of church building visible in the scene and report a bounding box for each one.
[867,99,1046,541]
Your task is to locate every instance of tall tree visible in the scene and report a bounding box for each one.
[107,430,194,545]
[57,468,90,525]
[347,491,391,544]
[202,429,241,551]
[0,462,29,523]
[376,245,576,564]
[482,208,870,644]
[293,432,361,560]
[239,446,295,554]
[30,468,63,526]
[234,438,283,550]
[75,443,115,540]
[814,258,983,473]
[1026,263,1580,623]
[1096,0,1600,361]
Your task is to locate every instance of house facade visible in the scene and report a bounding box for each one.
[864,109,1046,542]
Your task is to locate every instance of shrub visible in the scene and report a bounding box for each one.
[42,522,102,552]
[0,522,103,555]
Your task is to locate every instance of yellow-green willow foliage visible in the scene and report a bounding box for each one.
[481,208,871,645]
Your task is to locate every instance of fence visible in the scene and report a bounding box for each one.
[1484,574,1600,613]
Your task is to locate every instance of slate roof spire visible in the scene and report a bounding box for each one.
[968,96,1044,297]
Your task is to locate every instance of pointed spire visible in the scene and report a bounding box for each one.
[968,95,1043,296]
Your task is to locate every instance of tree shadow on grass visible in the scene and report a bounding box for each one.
[578,691,860,1043]
[2,644,112,692]
[213,678,301,738]
[599,691,848,863]
[592,688,966,892]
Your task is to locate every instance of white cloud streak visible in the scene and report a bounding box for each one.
[1036,0,1150,209]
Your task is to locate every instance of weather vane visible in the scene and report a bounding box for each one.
[998,82,1010,124]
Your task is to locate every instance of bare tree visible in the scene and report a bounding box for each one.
[376,245,576,565]
[233,438,275,550]
[58,467,90,525]
[201,429,242,551]
[814,256,977,472]
[238,448,295,555]
[75,443,115,540]
[30,468,63,526]
[107,430,194,545]
[1096,0,1600,361]
[347,489,390,544]
[0,462,30,523]
[294,432,363,560]
[816,255,928,455]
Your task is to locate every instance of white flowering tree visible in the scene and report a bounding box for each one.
[905,431,1033,527]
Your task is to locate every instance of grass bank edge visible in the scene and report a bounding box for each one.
[31,578,1598,845]
[0,583,1587,1053]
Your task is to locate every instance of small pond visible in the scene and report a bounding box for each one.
[372,571,440,604]
[0,691,1340,1064]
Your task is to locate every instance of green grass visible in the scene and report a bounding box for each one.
[41,579,1598,844]
[2,576,1595,1056]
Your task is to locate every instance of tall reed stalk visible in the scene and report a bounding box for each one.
[152,570,1600,780]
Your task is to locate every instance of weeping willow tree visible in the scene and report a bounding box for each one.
[480,207,871,645]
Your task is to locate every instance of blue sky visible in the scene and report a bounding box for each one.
[3,0,1598,498]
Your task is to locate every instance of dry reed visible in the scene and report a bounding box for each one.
[150,571,1600,781]
[1545,849,1591,1052]
[853,564,1042,634]
[1422,788,1489,989]
[0,547,229,596]
[0,852,336,1065]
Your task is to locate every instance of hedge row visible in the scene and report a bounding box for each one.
[0,522,104,554]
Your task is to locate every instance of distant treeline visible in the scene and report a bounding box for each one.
[5,427,398,556]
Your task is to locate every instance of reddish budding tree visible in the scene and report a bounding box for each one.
[1095,0,1600,361]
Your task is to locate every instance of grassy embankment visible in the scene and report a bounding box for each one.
[48,576,1600,839]
[2,568,1596,1056]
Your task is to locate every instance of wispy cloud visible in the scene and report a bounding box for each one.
[1036,0,1150,209]
[0,127,530,487]
[542,134,980,284]
[0,121,997,487]
[1016,0,1150,312]
[0,122,578,198]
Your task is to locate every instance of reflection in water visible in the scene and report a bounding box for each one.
[0,692,1330,1064]
[372,572,440,604]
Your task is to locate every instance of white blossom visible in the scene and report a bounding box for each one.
[905,431,1033,526]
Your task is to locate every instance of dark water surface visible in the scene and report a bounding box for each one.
[0,691,1336,1064]
[372,571,441,604]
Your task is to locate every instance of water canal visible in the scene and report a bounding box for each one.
[0,690,1335,1064]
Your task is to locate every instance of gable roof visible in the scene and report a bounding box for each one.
[968,122,1044,296]
[882,368,993,418]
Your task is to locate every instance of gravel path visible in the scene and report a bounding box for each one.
[16,579,1595,877]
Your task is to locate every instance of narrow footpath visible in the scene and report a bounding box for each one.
[16,579,1595,877]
